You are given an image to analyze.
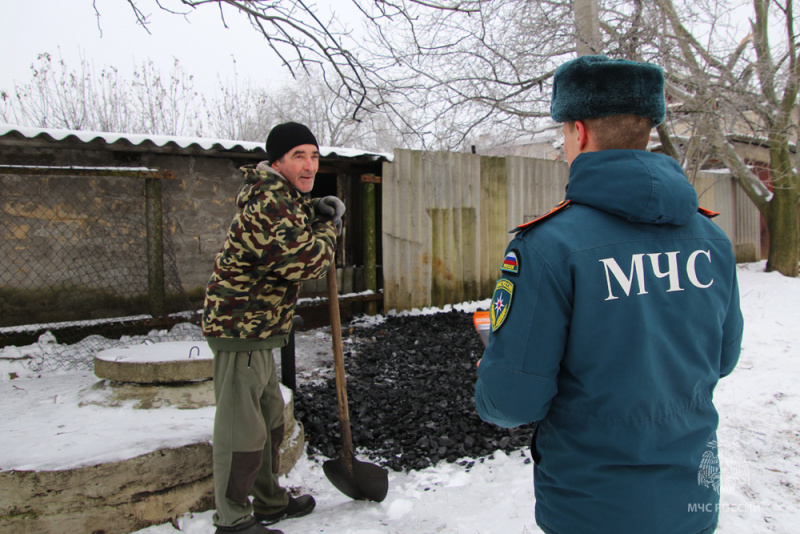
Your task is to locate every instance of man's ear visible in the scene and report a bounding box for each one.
[575,120,589,152]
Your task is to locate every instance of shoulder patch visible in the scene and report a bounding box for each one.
[515,200,571,232]
[698,206,720,218]
[490,278,515,332]
[500,249,521,275]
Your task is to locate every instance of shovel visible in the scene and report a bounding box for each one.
[322,261,389,502]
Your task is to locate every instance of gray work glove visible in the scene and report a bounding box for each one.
[314,195,346,234]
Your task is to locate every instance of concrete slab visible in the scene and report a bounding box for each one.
[94,341,213,383]
[2,379,305,534]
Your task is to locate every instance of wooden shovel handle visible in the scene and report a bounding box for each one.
[327,261,355,463]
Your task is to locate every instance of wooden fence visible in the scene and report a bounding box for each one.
[381,149,758,312]
[694,170,762,264]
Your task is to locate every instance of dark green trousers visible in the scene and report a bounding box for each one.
[212,348,290,528]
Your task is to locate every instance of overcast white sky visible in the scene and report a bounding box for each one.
[0,0,355,99]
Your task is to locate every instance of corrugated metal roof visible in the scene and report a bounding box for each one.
[0,123,393,162]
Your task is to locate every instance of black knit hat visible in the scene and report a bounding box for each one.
[550,55,666,126]
[265,122,319,164]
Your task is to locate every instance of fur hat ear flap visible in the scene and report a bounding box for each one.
[550,55,666,126]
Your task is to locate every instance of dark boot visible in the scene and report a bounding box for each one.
[215,515,283,534]
[254,494,316,525]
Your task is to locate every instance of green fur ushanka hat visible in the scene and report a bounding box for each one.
[550,55,666,126]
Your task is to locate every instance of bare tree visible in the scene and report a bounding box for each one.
[269,71,403,150]
[117,0,385,118]
[356,0,572,150]
[651,0,799,276]
[1,52,206,136]
[353,0,799,275]
[207,67,404,151]
[1,52,400,153]
[131,59,205,136]
[205,62,277,142]
[117,0,495,144]
[1,53,97,130]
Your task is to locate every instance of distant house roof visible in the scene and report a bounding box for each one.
[0,123,393,163]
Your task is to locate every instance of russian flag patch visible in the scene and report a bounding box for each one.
[500,249,520,275]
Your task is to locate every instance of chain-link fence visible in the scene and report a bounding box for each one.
[0,169,202,372]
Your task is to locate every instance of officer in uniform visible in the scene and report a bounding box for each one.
[475,56,743,534]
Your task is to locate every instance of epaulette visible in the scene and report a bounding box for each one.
[698,206,720,219]
[514,200,572,233]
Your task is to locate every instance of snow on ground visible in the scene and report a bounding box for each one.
[1,261,798,533]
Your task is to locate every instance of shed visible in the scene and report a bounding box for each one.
[0,124,389,342]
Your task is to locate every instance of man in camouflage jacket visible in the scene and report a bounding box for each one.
[203,122,344,534]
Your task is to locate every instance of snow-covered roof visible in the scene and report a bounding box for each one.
[0,123,393,162]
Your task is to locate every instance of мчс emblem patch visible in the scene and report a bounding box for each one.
[500,249,521,275]
[490,278,515,332]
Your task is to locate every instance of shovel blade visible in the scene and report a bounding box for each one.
[323,456,389,502]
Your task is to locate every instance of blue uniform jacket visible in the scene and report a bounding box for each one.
[475,150,744,534]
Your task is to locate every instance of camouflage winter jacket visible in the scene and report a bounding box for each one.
[202,164,336,351]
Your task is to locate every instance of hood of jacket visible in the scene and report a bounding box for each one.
[235,163,301,209]
[565,150,699,225]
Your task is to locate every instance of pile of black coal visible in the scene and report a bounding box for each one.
[294,310,533,472]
